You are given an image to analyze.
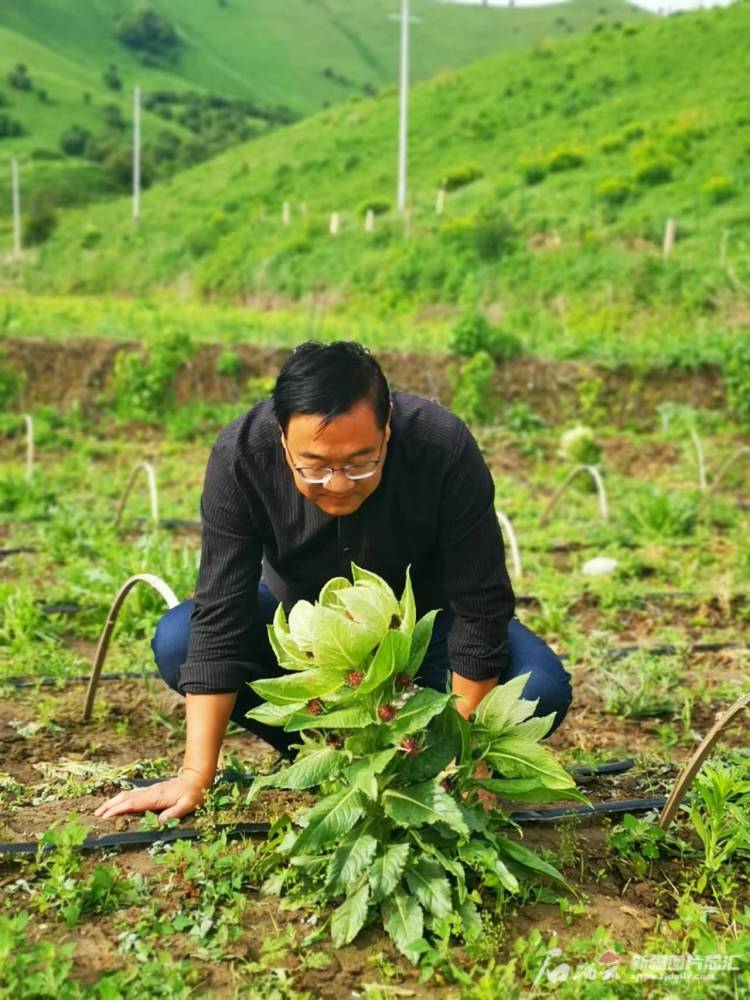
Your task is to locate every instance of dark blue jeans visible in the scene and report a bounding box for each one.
[152,581,572,756]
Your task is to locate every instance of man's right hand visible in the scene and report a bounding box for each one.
[94,772,209,823]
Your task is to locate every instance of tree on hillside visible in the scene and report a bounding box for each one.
[8,64,32,91]
[103,64,122,91]
[59,124,91,157]
[116,6,180,60]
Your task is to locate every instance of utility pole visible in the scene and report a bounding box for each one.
[11,158,21,255]
[133,85,141,222]
[397,0,410,213]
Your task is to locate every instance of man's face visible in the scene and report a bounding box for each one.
[281,399,390,517]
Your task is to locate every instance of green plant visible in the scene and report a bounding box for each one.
[441,163,483,192]
[623,487,700,538]
[0,913,78,998]
[0,363,25,409]
[448,313,521,363]
[215,348,242,378]
[108,332,193,423]
[451,351,495,425]
[546,144,586,172]
[689,757,750,892]
[596,176,634,205]
[702,174,736,204]
[358,197,391,217]
[558,425,601,465]
[247,566,579,959]
[596,648,683,719]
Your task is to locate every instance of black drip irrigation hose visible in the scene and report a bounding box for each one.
[5,633,748,691]
[0,759,664,857]
[4,670,160,689]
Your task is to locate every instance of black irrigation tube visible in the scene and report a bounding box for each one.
[4,670,160,689]
[0,760,665,857]
[4,636,748,692]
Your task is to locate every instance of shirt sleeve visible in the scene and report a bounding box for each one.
[439,424,515,681]
[177,438,264,694]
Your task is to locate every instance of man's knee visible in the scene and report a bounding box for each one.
[151,600,194,691]
[507,619,572,735]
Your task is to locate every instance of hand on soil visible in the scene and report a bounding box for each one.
[94,774,207,823]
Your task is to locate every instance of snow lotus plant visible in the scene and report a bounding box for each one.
[247,565,583,961]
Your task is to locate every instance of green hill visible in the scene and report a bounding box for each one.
[5,2,750,372]
[0,0,645,217]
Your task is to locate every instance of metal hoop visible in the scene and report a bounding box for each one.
[114,461,159,528]
[658,691,750,830]
[496,509,522,579]
[82,574,179,722]
[539,465,609,527]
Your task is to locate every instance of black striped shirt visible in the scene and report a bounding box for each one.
[180,391,514,692]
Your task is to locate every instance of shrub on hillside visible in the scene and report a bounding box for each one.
[596,177,634,206]
[102,103,126,130]
[59,125,91,157]
[0,115,23,138]
[518,155,546,186]
[7,64,32,91]
[598,133,626,154]
[449,312,521,364]
[546,144,586,173]
[442,206,516,263]
[357,197,390,218]
[0,365,25,410]
[215,349,242,379]
[558,425,601,465]
[103,64,122,91]
[633,151,676,187]
[116,6,180,59]
[440,163,483,192]
[621,123,645,142]
[30,148,63,161]
[451,350,495,425]
[703,175,736,204]
[25,200,58,246]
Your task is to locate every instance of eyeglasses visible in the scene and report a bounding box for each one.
[284,435,386,486]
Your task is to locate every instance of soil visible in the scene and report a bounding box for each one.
[1,337,727,428]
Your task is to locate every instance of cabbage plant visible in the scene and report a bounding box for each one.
[247,565,583,960]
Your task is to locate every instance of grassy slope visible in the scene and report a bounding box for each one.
[13,3,750,367]
[0,0,645,145]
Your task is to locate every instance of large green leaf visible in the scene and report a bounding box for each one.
[461,841,519,893]
[485,737,577,790]
[250,668,344,706]
[404,858,452,918]
[505,712,557,743]
[283,704,373,732]
[245,700,306,728]
[406,610,439,675]
[382,888,424,962]
[331,882,370,948]
[491,832,568,886]
[271,627,316,671]
[359,629,412,695]
[249,746,343,798]
[382,779,469,838]
[287,600,317,650]
[311,604,380,669]
[458,899,483,943]
[399,566,416,634]
[326,832,378,893]
[387,689,452,742]
[293,787,367,855]
[369,843,410,903]
[474,674,538,733]
[337,583,399,640]
[319,576,350,609]
[478,777,588,805]
[346,748,397,799]
[399,729,461,783]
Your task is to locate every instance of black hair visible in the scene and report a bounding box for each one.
[272,341,391,433]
